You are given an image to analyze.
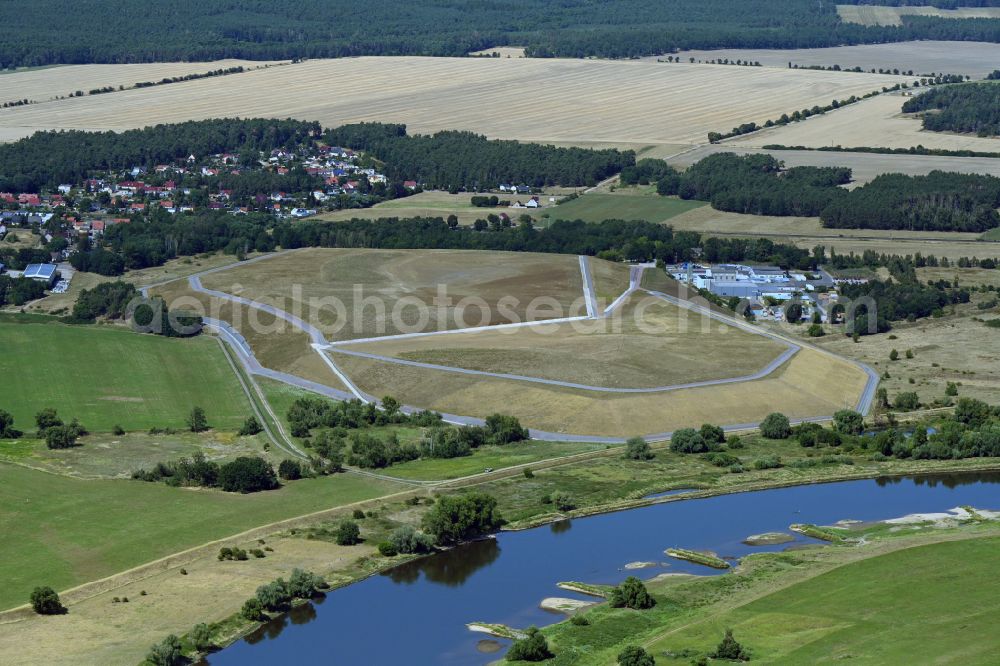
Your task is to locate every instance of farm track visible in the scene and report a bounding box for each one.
[185,252,877,442]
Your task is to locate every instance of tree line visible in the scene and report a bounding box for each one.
[902,82,1000,136]
[0,118,321,193]
[6,1,1000,68]
[325,123,634,189]
[659,153,1000,232]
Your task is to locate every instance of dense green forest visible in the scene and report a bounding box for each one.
[325,123,633,189]
[902,83,1000,136]
[660,153,1000,232]
[4,1,1000,67]
[0,119,321,192]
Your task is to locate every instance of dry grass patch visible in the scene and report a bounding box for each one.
[590,258,632,303]
[816,304,1000,405]
[201,248,586,342]
[0,57,908,145]
[345,292,786,389]
[0,536,373,666]
[335,347,867,436]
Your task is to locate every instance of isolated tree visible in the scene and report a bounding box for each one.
[609,577,655,610]
[30,586,65,615]
[624,436,654,460]
[505,627,553,662]
[146,635,183,666]
[759,413,791,439]
[238,415,262,436]
[893,392,920,411]
[832,409,864,435]
[422,492,502,544]
[484,413,529,444]
[187,406,209,432]
[287,568,326,598]
[335,520,361,546]
[711,629,749,661]
[380,395,401,418]
[784,301,803,323]
[618,646,655,666]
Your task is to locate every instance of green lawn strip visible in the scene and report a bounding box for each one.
[0,321,254,432]
[384,440,608,481]
[0,462,407,611]
[543,193,705,224]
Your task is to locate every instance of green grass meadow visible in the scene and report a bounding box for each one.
[0,463,407,610]
[541,193,705,224]
[646,536,1000,663]
[0,321,253,432]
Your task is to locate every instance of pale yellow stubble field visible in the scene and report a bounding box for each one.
[728,93,1000,152]
[0,60,282,105]
[0,57,910,146]
[838,4,1000,27]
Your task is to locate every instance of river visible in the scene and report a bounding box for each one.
[208,472,1000,665]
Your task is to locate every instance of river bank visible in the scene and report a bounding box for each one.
[3,454,1000,664]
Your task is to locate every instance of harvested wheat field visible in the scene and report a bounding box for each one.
[0,57,909,145]
[341,292,787,389]
[670,41,1000,79]
[200,248,592,342]
[728,93,1000,152]
[0,60,281,107]
[838,4,1000,26]
[334,346,868,437]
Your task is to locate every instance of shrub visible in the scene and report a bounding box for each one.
[946,382,959,397]
[484,413,530,444]
[704,452,740,467]
[30,586,65,615]
[889,349,899,361]
[241,597,264,621]
[753,455,783,470]
[670,428,710,453]
[378,541,399,556]
[422,492,503,545]
[189,623,214,651]
[255,580,292,611]
[832,409,864,435]
[618,646,655,666]
[112,424,125,436]
[218,456,278,493]
[278,458,303,480]
[609,577,655,610]
[506,627,553,662]
[759,412,791,439]
[570,614,590,626]
[352,509,366,520]
[623,436,654,460]
[335,520,361,546]
[699,423,726,443]
[893,392,920,411]
[550,491,576,512]
[287,568,326,598]
[807,323,825,337]
[146,635,184,666]
[44,424,80,449]
[187,406,209,432]
[238,416,263,436]
[523,467,535,478]
[711,629,749,661]
[388,525,434,554]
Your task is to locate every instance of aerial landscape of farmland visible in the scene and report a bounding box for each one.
[3,1,1000,664]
